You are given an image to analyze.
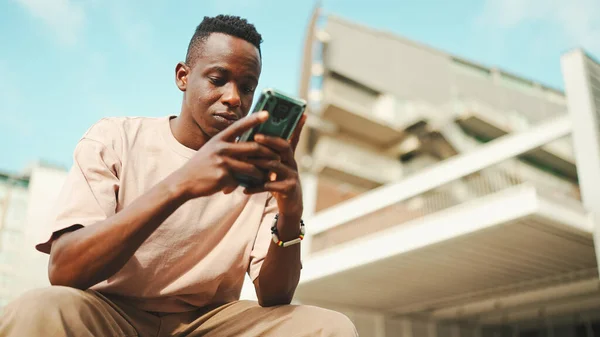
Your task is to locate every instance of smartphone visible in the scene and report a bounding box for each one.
[235,88,307,188]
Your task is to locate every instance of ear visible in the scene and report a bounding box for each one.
[175,62,190,92]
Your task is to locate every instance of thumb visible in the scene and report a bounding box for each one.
[223,185,237,194]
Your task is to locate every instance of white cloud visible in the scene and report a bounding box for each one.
[477,0,600,56]
[14,0,85,46]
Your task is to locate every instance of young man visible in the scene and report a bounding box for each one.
[0,15,357,336]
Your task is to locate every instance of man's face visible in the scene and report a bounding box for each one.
[176,33,261,137]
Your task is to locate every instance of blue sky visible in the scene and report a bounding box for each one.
[1,0,599,175]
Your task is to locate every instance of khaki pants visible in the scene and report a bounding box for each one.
[0,286,357,337]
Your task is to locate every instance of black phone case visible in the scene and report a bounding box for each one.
[235,88,307,188]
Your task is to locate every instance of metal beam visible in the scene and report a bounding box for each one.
[561,49,600,277]
[308,115,572,236]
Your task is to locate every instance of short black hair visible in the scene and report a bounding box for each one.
[185,15,263,67]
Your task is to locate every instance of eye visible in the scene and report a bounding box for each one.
[242,85,256,94]
[209,77,226,86]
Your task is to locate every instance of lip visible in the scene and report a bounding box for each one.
[213,112,240,121]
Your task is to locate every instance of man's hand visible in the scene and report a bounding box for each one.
[47,111,277,290]
[174,111,279,200]
[243,114,307,220]
[250,114,307,306]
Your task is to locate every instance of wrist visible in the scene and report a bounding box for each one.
[278,204,303,222]
[163,173,192,205]
[276,213,303,242]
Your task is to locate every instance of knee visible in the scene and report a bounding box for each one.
[295,305,358,336]
[2,286,89,320]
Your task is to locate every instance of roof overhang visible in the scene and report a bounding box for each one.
[295,184,596,317]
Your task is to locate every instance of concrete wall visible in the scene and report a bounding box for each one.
[0,165,69,308]
[323,18,453,106]
[17,165,68,294]
[322,17,566,125]
[0,180,30,307]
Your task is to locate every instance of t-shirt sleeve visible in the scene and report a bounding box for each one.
[36,120,121,254]
[247,193,278,282]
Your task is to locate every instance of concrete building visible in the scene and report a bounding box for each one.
[292,8,600,337]
[0,163,67,308]
[3,9,600,336]
[0,171,30,308]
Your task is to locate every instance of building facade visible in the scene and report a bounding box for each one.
[292,8,600,337]
[295,13,575,216]
[0,172,30,308]
[0,163,67,308]
[1,10,599,336]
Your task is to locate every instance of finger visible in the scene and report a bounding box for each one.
[246,159,295,178]
[244,181,297,195]
[223,185,237,194]
[243,186,267,195]
[289,113,307,152]
[253,134,295,167]
[218,142,280,160]
[216,111,269,142]
[222,157,266,182]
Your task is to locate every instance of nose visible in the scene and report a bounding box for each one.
[221,83,241,108]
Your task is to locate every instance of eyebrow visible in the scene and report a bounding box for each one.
[209,66,230,74]
[207,66,258,83]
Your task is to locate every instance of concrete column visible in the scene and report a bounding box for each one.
[427,322,438,337]
[386,318,413,337]
[373,314,386,337]
[299,173,318,260]
[300,173,318,218]
[561,49,600,274]
[473,324,483,337]
[449,324,461,337]
[399,318,413,337]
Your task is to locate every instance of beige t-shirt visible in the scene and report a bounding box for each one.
[36,116,277,313]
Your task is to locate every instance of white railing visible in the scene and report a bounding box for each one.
[308,159,581,253]
[452,98,575,161]
[305,115,573,239]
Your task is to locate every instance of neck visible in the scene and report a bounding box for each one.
[169,113,210,151]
